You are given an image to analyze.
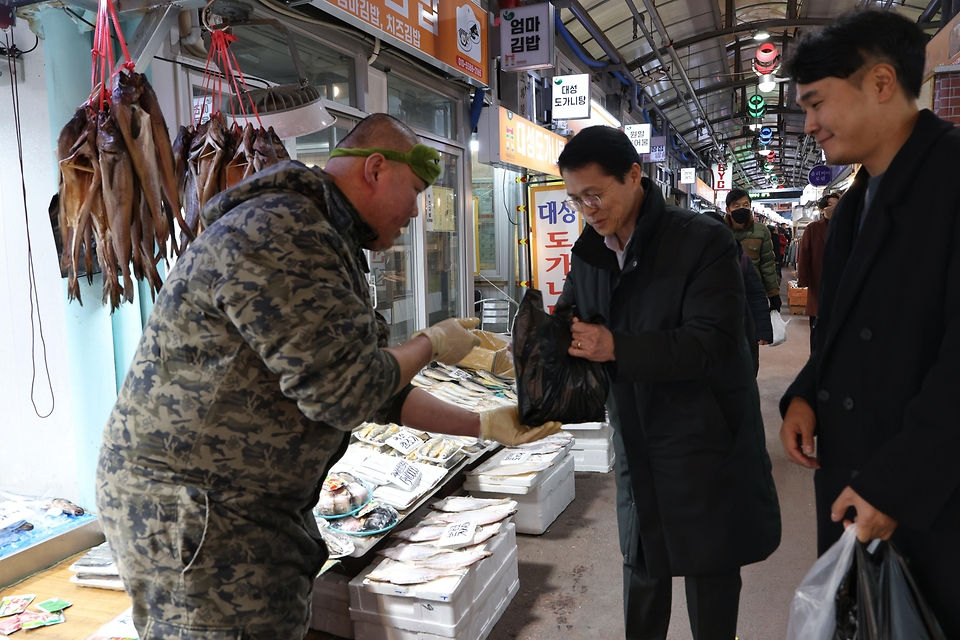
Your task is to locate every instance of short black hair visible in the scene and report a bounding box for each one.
[726,188,751,208]
[785,9,926,99]
[557,126,640,183]
[818,192,841,209]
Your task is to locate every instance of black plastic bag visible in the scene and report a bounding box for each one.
[833,540,946,640]
[512,288,609,425]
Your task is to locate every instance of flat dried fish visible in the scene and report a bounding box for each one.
[474,461,554,477]
[391,525,449,543]
[430,496,513,513]
[413,548,491,571]
[378,544,451,563]
[422,505,517,527]
[366,559,466,586]
[97,112,135,306]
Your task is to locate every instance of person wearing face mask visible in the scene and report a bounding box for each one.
[797,192,840,349]
[724,190,781,312]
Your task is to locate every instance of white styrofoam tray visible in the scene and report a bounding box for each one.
[561,421,606,431]
[465,441,572,492]
[350,521,516,626]
[463,449,574,500]
[351,548,519,640]
[465,454,576,535]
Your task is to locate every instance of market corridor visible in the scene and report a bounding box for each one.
[485,302,818,640]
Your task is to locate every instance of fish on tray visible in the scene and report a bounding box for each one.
[474,461,554,477]
[430,496,514,513]
[422,504,517,527]
[378,544,451,563]
[366,559,466,586]
[413,548,491,571]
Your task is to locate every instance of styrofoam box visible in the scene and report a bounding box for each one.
[311,570,354,635]
[311,606,355,639]
[352,551,519,640]
[572,445,615,473]
[561,421,606,431]
[565,423,614,442]
[465,439,574,490]
[349,522,517,634]
[463,453,576,535]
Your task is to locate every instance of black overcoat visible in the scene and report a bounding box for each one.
[558,179,781,578]
[781,110,960,634]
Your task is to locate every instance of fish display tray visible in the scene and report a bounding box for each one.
[463,452,574,502]
[465,441,573,491]
[464,454,576,535]
[349,523,516,633]
[351,548,518,640]
[564,422,613,441]
[561,421,607,432]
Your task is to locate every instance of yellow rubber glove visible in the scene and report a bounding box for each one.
[479,405,563,446]
[411,317,481,364]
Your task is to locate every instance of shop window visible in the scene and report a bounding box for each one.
[295,119,354,168]
[386,74,456,140]
[228,26,356,108]
[425,150,461,325]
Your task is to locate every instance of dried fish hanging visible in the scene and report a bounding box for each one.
[55,0,192,310]
[175,26,291,242]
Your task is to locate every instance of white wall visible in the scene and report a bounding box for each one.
[0,20,79,500]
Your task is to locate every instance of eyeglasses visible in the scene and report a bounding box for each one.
[563,194,603,212]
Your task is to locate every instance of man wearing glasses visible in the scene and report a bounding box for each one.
[555,125,781,640]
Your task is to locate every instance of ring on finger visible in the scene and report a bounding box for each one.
[577,341,582,349]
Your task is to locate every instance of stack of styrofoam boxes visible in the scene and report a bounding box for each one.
[311,568,356,638]
[563,421,615,473]
[348,521,519,640]
[463,444,576,535]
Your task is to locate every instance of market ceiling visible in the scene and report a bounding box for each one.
[555,0,943,189]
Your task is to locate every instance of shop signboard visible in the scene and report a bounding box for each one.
[680,168,696,184]
[530,185,582,313]
[808,164,832,187]
[551,74,591,120]
[624,123,651,154]
[500,3,555,72]
[712,162,729,192]
[478,106,566,176]
[924,9,960,78]
[695,178,715,204]
[315,0,488,86]
[644,136,666,163]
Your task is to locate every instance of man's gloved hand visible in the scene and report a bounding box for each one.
[479,405,562,447]
[769,295,782,312]
[411,318,481,364]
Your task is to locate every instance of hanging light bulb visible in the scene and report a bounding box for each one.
[747,94,766,118]
[753,29,771,41]
[758,74,778,92]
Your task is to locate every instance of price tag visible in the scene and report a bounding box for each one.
[385,429,423,455]
[443,367,472,381]
[388,460,422,492]
[501,451,532,464]
[437,520,478,547]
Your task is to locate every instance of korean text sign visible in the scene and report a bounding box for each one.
[489,106,566,176]
[552,74,591,120]
[530,185,582,313]
[623,124,651,154]
[318,1,488,85]
[500,3,555,71]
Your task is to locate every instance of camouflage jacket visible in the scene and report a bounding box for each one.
[101,161,400,509]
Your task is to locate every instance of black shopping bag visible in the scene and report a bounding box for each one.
[833,540,946,640]
[512,288,609,425]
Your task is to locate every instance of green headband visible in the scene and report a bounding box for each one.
[329,144,442,186]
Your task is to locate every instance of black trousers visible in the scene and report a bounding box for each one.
[809,316,818,352]
[612,428,743,640]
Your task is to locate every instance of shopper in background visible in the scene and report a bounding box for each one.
[724,189,781,312]
[707,211,774,374]
[780,10,960,635]
[95,114,560,640]
[796,192,840,350]
[556,126,781,640]
[768,223,784,282]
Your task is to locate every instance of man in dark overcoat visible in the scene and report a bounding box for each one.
[555,126,781,640]
[780,10,960,636]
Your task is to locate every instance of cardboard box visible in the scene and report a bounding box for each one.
[787,281,807,306]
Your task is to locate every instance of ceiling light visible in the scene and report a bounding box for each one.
[758,74,777,93]
[753,30,771,41]
[470,139,479,152]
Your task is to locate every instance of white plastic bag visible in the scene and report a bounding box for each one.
[770,310,789,346]
[785,524,859,640]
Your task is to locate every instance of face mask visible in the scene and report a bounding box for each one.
[731,208,751,224]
